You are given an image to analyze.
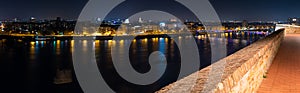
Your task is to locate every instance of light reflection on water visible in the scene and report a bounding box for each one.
[0,31,270,93]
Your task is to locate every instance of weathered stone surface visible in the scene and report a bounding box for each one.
[156,30,285,93]
[285,27,300,34]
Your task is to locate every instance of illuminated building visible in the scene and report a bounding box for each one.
[138,17,143,23]
[0,22,4,32]
[124,19,130,24]
[288,17,300,25]
[30,17,36,22]
[242,20,248,30]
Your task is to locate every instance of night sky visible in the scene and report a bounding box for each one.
[1,0,300,21]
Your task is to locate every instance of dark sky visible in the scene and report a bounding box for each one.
[210,0,300,21]
[0,0,300,21]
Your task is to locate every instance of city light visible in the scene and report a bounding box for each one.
[0,16,276,37]
[0,24,4,32]
[0,0,299,93]
[30,41,35,46]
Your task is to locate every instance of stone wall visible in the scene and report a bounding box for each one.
[285,27,300,34]
[157,29,285,93]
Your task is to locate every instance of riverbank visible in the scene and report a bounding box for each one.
[0,34,181,41]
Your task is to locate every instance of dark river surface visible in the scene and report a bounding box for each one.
[0,31,271,93]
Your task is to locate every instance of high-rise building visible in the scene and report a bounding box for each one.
[138,17,143,23]
[30,17,36,22]
[124,19,130,24]
[288,17,300,25]
[13,18,19,22]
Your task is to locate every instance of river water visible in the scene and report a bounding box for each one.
[0,31,270,93]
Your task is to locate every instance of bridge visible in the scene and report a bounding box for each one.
[157,24,300,93]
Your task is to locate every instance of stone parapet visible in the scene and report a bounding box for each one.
[157,29,285,93]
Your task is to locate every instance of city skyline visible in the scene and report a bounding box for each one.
[1,0,300,93]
